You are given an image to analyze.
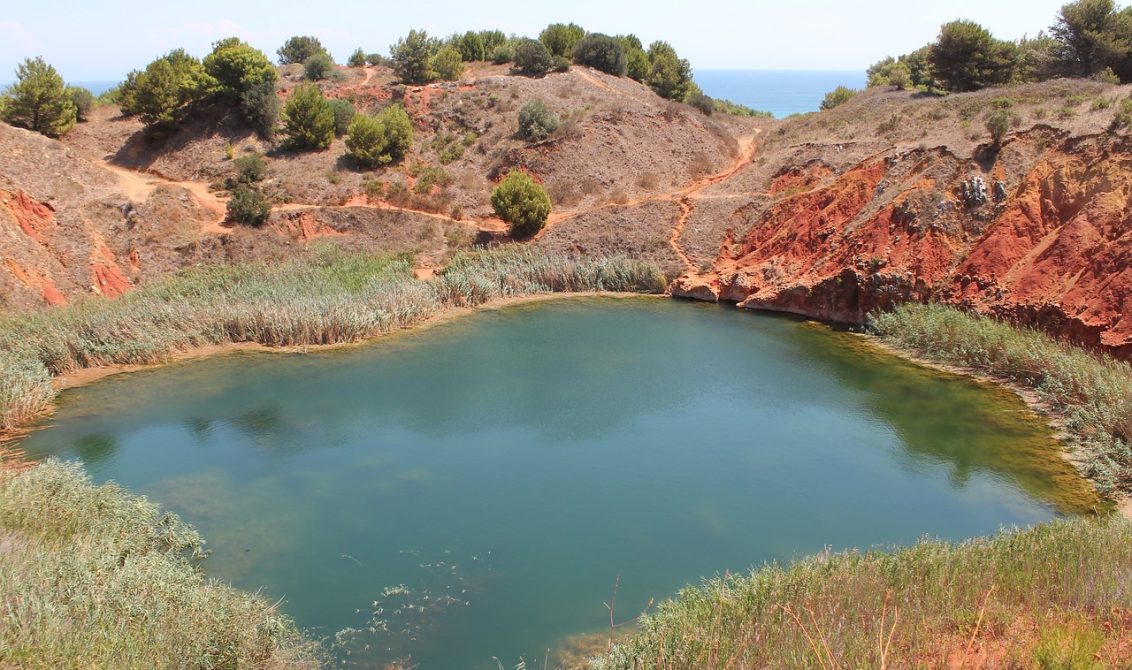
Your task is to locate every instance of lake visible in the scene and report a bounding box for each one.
[18,297,1097,669]
[696,69,867,117]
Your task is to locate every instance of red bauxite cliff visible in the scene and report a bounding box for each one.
[674,129,1132,359]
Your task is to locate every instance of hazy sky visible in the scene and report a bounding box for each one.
[2,0,1070,81]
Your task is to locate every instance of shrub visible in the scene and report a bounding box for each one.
[572,33,626,76]
[646,41,693,100]
[2,57,77,136]
[281,83,335,151]
[239,79,279,138]
[391,29,437,84]
[491,43,515,64]
[344,104,413,168]
[303,52,334,81]
[204,38,277,102]
[539,23,586,59]
[491,171,551,237]
[553,56,571,73]
[868,58,912,89]
[226,186,271,226]
[820,85,858,110]
[625,47,650,81]
[66,86,95,122]
[328,98,356,137]
[517,99,560,140]
[687,89,714,115]
[232,153,267,183]
[347,48,367,68]
[454,31,486,62]
[277,35,327,65]
[366,53,388,67]
[431,47,464,81]
[986,109,1011,146]
[512,38,553,77]
[1111,96,1132,130]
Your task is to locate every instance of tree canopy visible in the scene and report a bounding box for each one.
[277,36,328,65]
[391,29,438,84]
[2,57,76,137]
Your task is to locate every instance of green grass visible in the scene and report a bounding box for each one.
[592,517,1132,669]
[0,247,665,432]
[870,304,1132,496]
[0,459,324,669]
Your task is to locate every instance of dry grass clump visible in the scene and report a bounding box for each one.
[0,460,324,669]
[593,517,1132,670]
[871,304,1132,496]
[0,247,664,430]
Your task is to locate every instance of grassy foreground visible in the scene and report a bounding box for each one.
[0,247,665,431]
[871,304,1132,497]
[592,517,1132,669]
[0,460,323,669]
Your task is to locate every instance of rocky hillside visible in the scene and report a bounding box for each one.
[1,64,1129,357]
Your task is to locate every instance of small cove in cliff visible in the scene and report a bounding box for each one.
[16,297,1100,668]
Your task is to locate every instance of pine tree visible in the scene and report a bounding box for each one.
[3,57,77,137]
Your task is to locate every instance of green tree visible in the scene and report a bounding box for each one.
[240,79,279,138]
[432,47,464,81]
[227,186,271,226]
[348,48,367,68]
[478,30,509,55]
[391,29,437,84]
[3,57,77,136]
[304,52,335,81]
[539,23,586,59]
[1053,0,1132,81]
[455,31,486,62]
[204,38,278,101]
[491,171,551,237]
[344,104,413,168]
[119,50,214,126]
[328,98,356,137]
[624,46,650,81]
[281,83,335,150]
[646,41,693,100]
[929,20,1017,92]
[512,38,553,77]
[66,86,95,122]
[277,36,327,65]
[820,86,858,110]
[1016,32,1064,82]
[491,43,515,64]
[517,100,560,140]
[572,34,626,75]
[867,57,912,89]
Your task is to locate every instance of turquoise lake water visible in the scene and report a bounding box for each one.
[18,298,1095,669]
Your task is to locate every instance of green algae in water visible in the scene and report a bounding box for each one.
[16,298,1100,668]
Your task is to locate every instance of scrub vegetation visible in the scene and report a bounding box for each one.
[0,247,664,431]
[872,304,1132,497]
[0,459,323,669]
[593,516,1132,669]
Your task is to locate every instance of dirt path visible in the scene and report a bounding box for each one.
[94,156,231,234]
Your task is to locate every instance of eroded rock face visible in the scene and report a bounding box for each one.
[674,133,1132,358]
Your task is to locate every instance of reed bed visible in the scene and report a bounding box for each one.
[0,247,664,432]
[593,517,1132,669]
[0,459,325,669]
[871,304,1132,496]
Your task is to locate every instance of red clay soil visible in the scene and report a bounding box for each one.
[673,133,1132,358]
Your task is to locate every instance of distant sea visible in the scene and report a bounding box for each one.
[696,70,867,118]
[0,80,119,95]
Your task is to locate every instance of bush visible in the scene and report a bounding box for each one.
[366,53,388,67]
[391,29,437,84]
[303,52,334,81]
[1110,96,1132,130]
[491,43,515,64]
[820,85,858,110]
[572,33,626,76]
[344,104,413,168]
[239,79,279,138]
[553,56,571,73]
[2,57,77,136]
[66,86,95,122]
[539,23,586,59]
[986,109,1011,145]
[686,89,714,115]
[517,99,560,140]
[328,98,356,137]
[646,41,693,100]
[491,171,551,236]
[204,38,277,102]
[226,186,271,226]
[512,38,553,77]
[232,153,267,183]
[347,48,367,68]
[431,47,464,81]
[625,47,650,81]
[277,35,327,65]
[281,83,335,151]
